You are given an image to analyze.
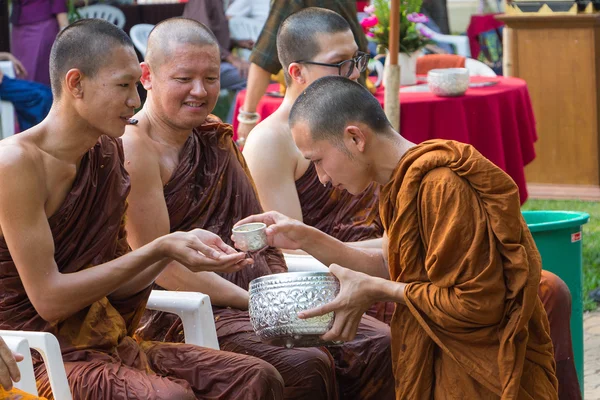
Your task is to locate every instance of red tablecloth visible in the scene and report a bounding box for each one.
[233,77,537,203]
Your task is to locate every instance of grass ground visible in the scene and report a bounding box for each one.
[522,199,600,311]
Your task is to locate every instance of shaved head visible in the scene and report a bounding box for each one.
[290,76,392,144]
[50,19,134,98]
[146,17,219,69]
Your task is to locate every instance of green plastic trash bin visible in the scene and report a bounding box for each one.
[522,210,590,392]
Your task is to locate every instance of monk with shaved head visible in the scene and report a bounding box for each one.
[124,17,394,399]
[0,18,284,400]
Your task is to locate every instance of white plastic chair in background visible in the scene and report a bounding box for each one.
[283,253,329,273]
[416,23,471,57]
[0,331,72,399]
[464,58,497,77]
[77,4,126,29]
[130,23,155,58]
[146,290,220,349]
[0,61,16,139]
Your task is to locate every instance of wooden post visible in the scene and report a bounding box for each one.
[384,0,401,131]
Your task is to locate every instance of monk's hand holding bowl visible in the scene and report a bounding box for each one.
[0,336,22,391]
[298,264,377,343]
[161,229,252,273]
[234,211,310,251]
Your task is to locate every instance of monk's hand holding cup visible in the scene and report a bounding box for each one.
[233,211,308,251]
[163,229,252,273]
[0,336,22,391]
[298,264,376,343]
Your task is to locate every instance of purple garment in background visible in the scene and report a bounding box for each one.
[11,18,58,86]
[10,0,65,86]
[11,0,67,26]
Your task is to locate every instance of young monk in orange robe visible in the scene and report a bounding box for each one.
[237,76,559,399]
[0,19,283,399]
[124,17,395,400]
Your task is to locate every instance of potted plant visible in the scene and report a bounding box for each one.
[361,0,433,85]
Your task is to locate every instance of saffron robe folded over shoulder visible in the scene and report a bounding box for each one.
[136,118,395,400]
[0,137,283,400]
[296,163,395,324]
[380,140,558,399]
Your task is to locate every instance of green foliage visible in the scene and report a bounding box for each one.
[368,0,432,54]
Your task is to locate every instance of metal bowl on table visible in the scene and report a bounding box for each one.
[248,272,340,348]
[427,68,470,97]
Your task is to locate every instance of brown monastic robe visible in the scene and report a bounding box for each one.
[296,163,396,324]
[380,140,558,399]
[0,136,283,400]
[136,118,395,400]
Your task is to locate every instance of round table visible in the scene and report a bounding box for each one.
[233,76,537,203]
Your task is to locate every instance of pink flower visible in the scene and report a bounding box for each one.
[407,13,429,23]
[364,4,376,14]
[361,15,379,29]
[366,31,375,38]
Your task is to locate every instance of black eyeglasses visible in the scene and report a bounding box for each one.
[294,52,370,78]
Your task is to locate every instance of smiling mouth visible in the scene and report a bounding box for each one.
[183,102,206,108]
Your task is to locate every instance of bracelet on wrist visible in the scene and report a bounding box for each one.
[237,113,259,125]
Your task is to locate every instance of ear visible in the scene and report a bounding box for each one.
[140,62,152,90]
[65,68,84,98]
[288,62,306,86]
[344,125,367,153]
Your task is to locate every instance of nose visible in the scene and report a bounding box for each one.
[190,79,208,97]
[314,164,331,186]
[348,62,361,82]
[127,88,141,109]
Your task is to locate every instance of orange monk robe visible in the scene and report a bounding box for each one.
[296,163,396,324]
[0,137,283,400]
[0,387,47,399]
[137,118,395,400]
[380,140,558,399]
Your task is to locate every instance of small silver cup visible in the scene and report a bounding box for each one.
[232,222,268,251]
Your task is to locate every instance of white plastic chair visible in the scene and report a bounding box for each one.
[465,58,497,77]
[146,290,220,350]
[77,4,126,29]
[283,254,329,273]
[0,331,72,399]
[129,24,154,58]
[416,23,471,57]
[0,61,16,139]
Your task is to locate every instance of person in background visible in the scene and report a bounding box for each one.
[10,0,68,86]
[0,52,52,132]
[225,0,270,26]
[235,0,368,147]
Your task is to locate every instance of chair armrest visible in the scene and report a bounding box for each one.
[0,334,38,395]
[0,331,72,400]
[283,254,329,273]
[146,291,219,350]
[0,61,16,79]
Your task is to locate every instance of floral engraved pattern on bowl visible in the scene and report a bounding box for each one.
[249,273,340,346]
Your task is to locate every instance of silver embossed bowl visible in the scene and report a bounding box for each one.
[249,272,340,348]
[427,68,469,97]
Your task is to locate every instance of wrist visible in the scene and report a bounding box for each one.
[237,108,260,125]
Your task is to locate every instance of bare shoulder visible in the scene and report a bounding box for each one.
[243,112,299,164]
[0,135,44,186]
[122,125,159,175]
